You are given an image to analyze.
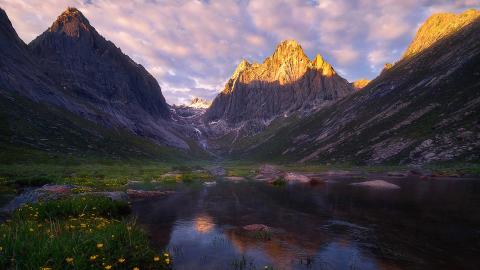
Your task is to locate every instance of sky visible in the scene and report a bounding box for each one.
[1,0,479,105]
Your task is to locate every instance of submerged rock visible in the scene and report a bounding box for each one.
[351,180,400,189]
[243,224,270,232]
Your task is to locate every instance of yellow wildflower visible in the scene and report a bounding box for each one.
[163,252,169,257]
[133,267,140,270]
[90,255,98,261]
[153,256,160,262]
[96,243,104,248]
[65,257,74,264]
[118,258,126,263]
[105,265,112,270]
[40,267,52,270]
[165,258,170,264]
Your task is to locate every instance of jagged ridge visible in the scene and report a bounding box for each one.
[206,40,353,123]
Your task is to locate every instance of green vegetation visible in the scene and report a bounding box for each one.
[0,196,171,269]
[0,162,214,189]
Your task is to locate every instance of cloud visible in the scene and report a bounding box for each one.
[0,0,479,104]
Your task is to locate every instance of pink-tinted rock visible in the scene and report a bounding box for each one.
[283,172,311,183]
[243,224,270,232]
[351,180,400,189]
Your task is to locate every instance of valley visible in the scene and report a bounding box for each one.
[0,4,479,270]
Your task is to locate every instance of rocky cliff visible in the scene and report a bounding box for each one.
[206,40,353,123]
[231,11,480,164]
[29,8,170,119]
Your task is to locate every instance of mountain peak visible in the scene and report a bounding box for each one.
[49,7,92,37]
[403,9,479,58]
[311,54,335,77]
[0,7,26,50]
[232,59,251,77]
[351,79,370,90]
[189,97,211,109]
[271,39,308,61]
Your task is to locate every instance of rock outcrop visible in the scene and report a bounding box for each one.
[206,40,354,124]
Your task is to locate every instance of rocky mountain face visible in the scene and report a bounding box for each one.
[26,8,192,149]
[403,9,479,58]
[206,40,353,124]
[0,7,197,158]
[231,10,480,165]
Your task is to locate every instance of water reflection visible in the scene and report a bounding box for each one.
[194,214,215,234]
[132,177,480,270]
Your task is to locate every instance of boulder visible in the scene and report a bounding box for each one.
[351,180,400,190]
[283,172,311,183]
[243,224,270,232]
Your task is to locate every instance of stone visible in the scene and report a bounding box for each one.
[283,172,311,183]
[243,224,270,232]
[351,180,400,190]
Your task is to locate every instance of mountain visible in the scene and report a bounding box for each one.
[0,7,204,161]
[26,8,192,149]
[229,10,480,165]
[188,97,211,109]
[205,40,353,124]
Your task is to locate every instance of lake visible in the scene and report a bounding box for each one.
[131,175,480,270]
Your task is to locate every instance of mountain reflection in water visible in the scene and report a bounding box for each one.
[131,176,480,270]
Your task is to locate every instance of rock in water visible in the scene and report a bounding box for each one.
[283,172,311,183]
[351,180,400,190]
[243,224,270,231]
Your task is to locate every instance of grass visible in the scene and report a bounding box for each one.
[0,195,171,269]
[0,162,215,190]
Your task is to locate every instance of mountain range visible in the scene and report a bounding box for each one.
[1,7,479,165]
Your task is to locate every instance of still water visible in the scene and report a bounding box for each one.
[131,176,480,270]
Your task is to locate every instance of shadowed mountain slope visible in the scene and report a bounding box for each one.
[0,7,205,161]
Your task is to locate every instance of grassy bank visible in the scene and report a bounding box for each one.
[0,195,171,269]
[0,162,215,189]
